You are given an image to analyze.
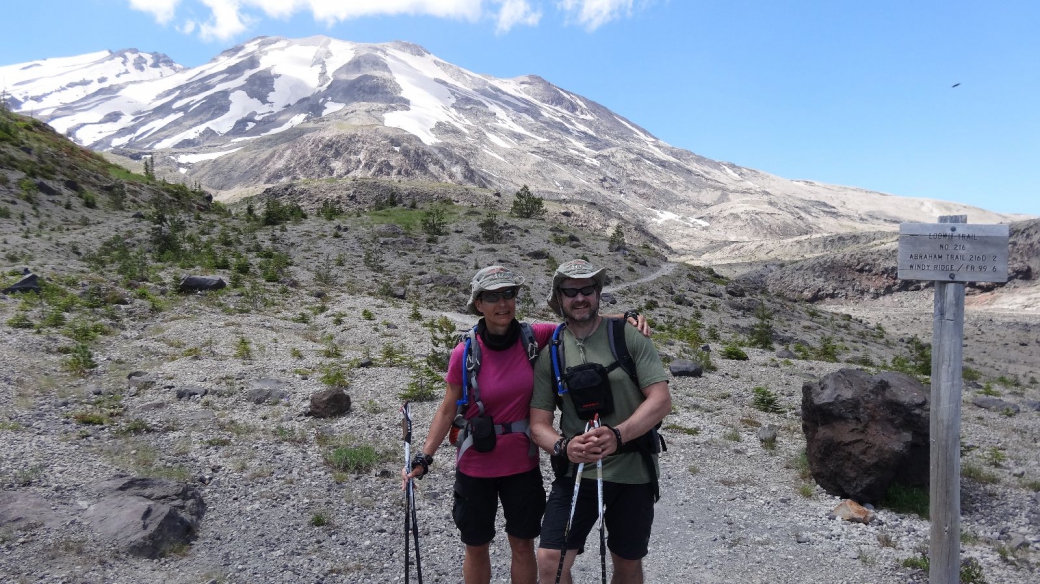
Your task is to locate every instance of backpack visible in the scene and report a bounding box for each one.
[549,317,666,501]
[452,322,538,460]
[549,317,638,398]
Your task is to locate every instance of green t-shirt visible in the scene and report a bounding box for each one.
[532,319,669,484]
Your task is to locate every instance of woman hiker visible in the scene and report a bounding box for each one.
[403,265,647,584]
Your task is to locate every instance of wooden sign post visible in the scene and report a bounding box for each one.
[897,216,1010,584]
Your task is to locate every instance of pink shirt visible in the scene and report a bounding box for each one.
[446,322,556,478]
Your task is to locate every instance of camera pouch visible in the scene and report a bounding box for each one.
[468,414,497,453]
[550,453,571,478]
[563,362,614,420]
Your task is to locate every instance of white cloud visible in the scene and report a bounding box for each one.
[128,0,183,24]
[495,0,542,33]
[558,0,634,31]
[198,0,253,41]
[301,0,484,23]
[127,0,643,41]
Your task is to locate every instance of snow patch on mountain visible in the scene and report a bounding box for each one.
[176,149,243,163]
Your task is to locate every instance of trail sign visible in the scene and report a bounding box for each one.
[898,223,1009,283]
[896,216,1011,584]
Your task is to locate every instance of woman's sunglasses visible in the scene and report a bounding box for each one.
[558,285,598,298]
[480,288,518,302]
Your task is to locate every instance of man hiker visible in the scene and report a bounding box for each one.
[529,259,672,584]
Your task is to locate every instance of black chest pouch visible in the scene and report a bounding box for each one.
[564,363,614,420]
[468,414,497,453]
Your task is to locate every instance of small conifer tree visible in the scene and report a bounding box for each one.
[608,224,627,252]
[510,185,546,218]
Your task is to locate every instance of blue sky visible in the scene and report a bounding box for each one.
[2,1,1038,216]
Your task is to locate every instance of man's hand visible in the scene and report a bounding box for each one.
[567,425,616,462]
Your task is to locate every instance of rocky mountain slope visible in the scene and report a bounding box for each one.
[1,107,1038,583]
[2,36,1027,260]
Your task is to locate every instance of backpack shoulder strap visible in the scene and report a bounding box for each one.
[518,321,538,364]
[459,326,485,417]
[549,323,567,397]
[607,317,639,387]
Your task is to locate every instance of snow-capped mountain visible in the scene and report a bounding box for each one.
[1,36,1023,257]
[0,49,181,118]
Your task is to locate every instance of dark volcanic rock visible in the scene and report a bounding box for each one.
[2,273,41,294]
[178,275,226,293]
[801,369,929,503]
[84,477,205,558]
[668,360,703,378]
[308,388,351,418]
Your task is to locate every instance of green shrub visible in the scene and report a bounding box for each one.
[962,463,1000,484]
[72,411,108,425]
[234,337,252,359]
[420,208,448,240]
[689,348,716,372]
[325,443,381,473]
[815,336,840,362]
[721,343,748,361]
[261,199,306,226]
[63,344,98,376]
[901,555,928,571]
[747,303,774,350]
[425,316,458,370]
[319,364,347,387]
[962,366,982,383]
[6,312,33,329]
[379,343,407,366]
[318,200,343,220]
[478,212,502,243]
[117,418,153,435]
[400,366,442,402]
[663,423,700,435]
[880,482,929,518]
[751,386,782,413]
[65,320,110,343]
[899,555,985,584]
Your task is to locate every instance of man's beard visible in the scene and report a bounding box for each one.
[561,298,599,324]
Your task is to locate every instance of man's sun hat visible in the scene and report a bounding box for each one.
[466,266,525,315]
[546,259,606,315]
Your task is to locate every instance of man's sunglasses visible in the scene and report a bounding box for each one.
[558,285,598,298]
[481,288,518,302]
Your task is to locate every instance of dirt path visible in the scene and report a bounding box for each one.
[605,261,678,293]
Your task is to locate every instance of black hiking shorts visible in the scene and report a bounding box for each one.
[539,475,655,560]
[452,467,546,546]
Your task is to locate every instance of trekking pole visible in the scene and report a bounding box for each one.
[401,402,424,584]
[555,417,595,584]
[594,415,606,584]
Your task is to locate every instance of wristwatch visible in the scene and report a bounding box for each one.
[553,437,570,457]
[624,309,640,321]
[411,452,434,478]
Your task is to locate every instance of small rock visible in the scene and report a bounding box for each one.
[831,499,875,524]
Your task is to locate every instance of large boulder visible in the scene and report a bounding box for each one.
[178,275,226,293]
[83,477,205,558]
[308,388,351,418]
[2,273,40,294]
[801,369,929,503]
